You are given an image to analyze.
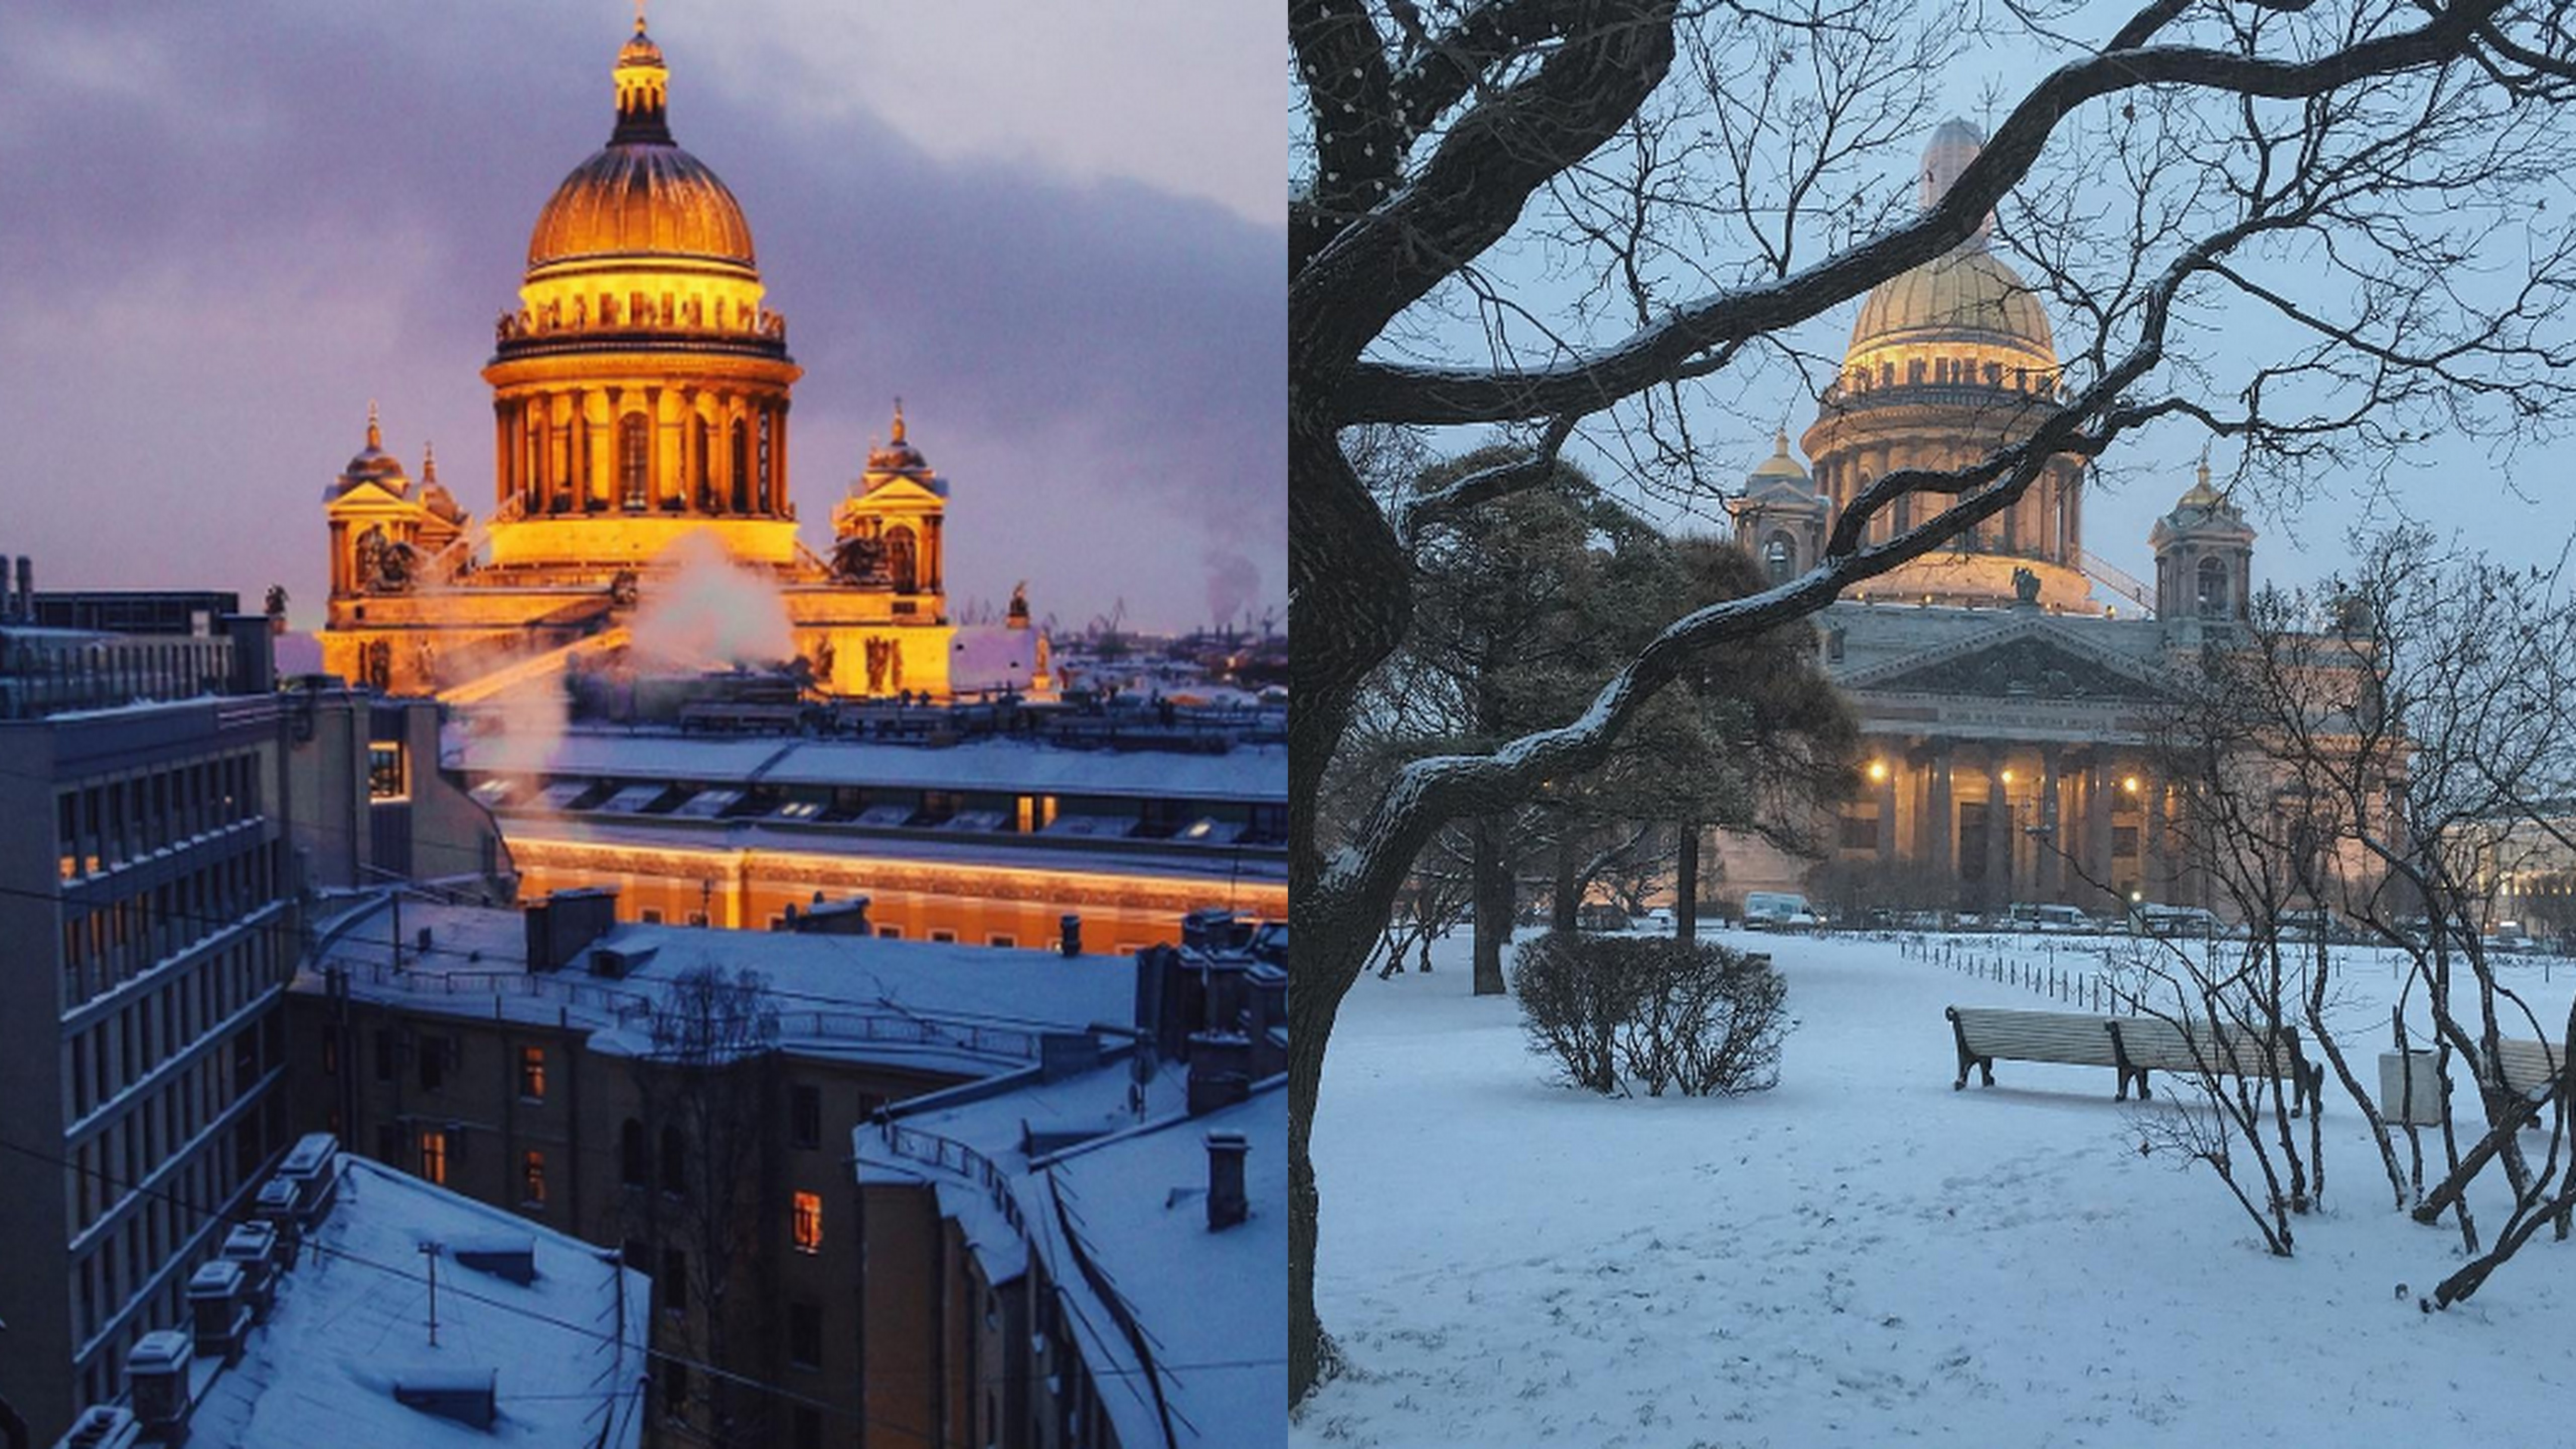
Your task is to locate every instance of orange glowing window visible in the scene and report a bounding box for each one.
[792,1191,823,1254]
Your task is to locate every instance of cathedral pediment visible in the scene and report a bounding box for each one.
[1845,620,2166,702]
[323,479,420,513]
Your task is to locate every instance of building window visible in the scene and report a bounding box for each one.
[2114,824,2141,858]
[419,1035,447,1092]
[661,1359,689,1419]
[419,1129,448,1186]
[928,929,957,944]
[639,908,664,924]
[790,1085,822,1151]
[792,1191,823,1254]
[1839,813,1878,851]
[788,1301,823,1369]
[662,1247,688,1314]
[2196,557,2230,617]
[521,1150,547,1208]
[620,1118,648,1187]
[875,925,903,940]
[367,742,409,801]
[793,1406,822,1449]
[660,1124,687,1195]
[518,1045,547,1102]
[988,934,1017,949]
[619,413,650,510]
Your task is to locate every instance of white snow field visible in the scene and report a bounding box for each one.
[1295,928,2576,1448]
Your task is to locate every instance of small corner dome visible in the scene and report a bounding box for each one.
[1747,428,1809,483]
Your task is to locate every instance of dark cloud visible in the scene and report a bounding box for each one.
[0,4,1280,632]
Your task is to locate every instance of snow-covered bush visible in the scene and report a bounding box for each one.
[1511,933,1789,1096]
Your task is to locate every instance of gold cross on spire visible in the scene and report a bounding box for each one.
[634,0,649,34]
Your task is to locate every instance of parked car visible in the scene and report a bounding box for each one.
[1743,892,1819,932]
[2133,903,2222,938]
[2005,902,2100,934]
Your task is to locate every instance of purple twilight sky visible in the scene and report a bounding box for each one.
[0,2,1283,635]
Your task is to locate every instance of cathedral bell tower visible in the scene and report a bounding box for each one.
[2150,457,2257,643]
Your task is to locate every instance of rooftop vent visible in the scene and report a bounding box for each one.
[1038,1032,1100,1084]
[589,942,657,980]
[393,1367,499,1432]
[1206,1130,1250,1232]
[451,1234,539,1285]
[1059,913,1083,958]
[126,1331,192,1435]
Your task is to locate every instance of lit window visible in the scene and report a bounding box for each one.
[367,743,409,802]
[522,1150,547,1208]
[792,1191,823,1254]
[419,1130,448,1186]
[519,1045,546,1101]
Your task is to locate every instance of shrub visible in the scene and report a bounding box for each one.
[1511,932,1790,1096]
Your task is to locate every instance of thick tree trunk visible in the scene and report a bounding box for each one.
[1676,823,1700,940]
[1473,816,1514,995]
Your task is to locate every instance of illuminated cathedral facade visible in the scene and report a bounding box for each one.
[320,19,1004,701]
[1719,121,2279,916]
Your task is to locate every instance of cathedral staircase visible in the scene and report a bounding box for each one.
[2077,549,2155,617]
[438,625,631,707]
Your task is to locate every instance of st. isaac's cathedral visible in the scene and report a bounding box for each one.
[318,18,1016,702]
[1722,121,2283,917]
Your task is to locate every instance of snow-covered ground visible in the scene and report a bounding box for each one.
[1296,927,2576,1448]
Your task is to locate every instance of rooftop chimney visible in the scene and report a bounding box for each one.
[16,556,31,623]
[1205,1130,1249,1231]
[1186,1030,1251,1116]
[1060,913,1083,958]
[187,1259,251,1363]
[525,887,619,972]
[61,1406,142,1449]
[126,1331,193,1436]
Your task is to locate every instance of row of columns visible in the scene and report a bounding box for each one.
[1859,736,2192,908]
[1815,443,2080,564]
[494,387,790,519]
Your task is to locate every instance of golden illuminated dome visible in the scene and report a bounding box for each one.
[1847,247,2054,364]
[1839,120,2056,384]
[1747,428,1808,482]
[523,19,757,281]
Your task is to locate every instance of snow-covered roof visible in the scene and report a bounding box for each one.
[300,896,1142,1075]
[446,728,1287,804]
[184,1155,650,1449]
[1036,1083,1284,1449]
[851,1062,1283,1448]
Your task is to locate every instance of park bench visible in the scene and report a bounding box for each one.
[2483,1037,2570,1110]
[1946,1005,2322,1115]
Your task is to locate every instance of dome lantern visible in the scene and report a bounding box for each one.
[612,7,671,145]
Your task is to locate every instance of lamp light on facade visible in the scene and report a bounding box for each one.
[2123,775,2142,795]
[1999,769,2015,784]
[1867,760,1889,782]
